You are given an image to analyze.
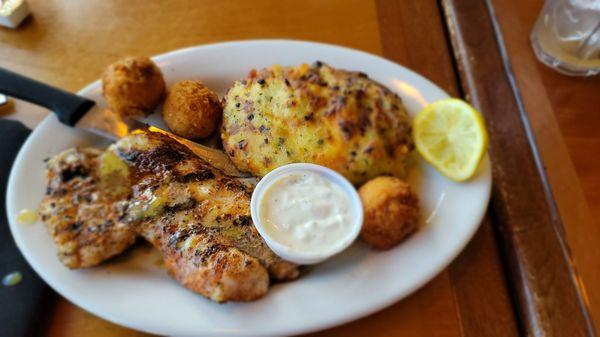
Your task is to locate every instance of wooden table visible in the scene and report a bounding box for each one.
[1,1,598,336]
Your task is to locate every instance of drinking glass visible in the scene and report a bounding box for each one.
[531,0,600,76]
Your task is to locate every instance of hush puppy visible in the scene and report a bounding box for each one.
[358,176,419,249]
[102,56,166,117]
[162,80,222,139]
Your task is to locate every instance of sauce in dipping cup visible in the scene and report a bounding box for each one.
[250,163,363,264]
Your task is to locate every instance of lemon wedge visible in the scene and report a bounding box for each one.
[413,99,488,182]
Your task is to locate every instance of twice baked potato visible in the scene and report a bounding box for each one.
[221,62,414,185]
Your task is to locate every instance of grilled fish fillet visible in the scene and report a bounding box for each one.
[39,130,299,302]
[39,148,136,268]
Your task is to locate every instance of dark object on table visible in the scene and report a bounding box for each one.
[0,119,56,337]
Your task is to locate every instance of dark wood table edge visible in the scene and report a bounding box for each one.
[482,4,596,336]
[440,0,596,336]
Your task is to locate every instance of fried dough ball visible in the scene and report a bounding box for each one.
[358,176,419,249]
[102,56,166,117]
[162,80,222,139]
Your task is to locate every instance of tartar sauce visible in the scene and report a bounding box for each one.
[259,171,353,253]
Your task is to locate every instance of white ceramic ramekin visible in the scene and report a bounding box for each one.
[250,163,363,264]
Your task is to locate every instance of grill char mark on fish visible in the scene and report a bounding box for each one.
[39,131,299,303]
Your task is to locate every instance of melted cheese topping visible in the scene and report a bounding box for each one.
[16,209,38,224]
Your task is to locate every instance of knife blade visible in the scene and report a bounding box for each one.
[0,67,246,177]
[76,106,245,176]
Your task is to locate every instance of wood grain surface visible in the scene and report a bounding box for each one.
[491,0,600,333]
[0,0,598,336]
[441,0,595,336]
[376,2,519,337]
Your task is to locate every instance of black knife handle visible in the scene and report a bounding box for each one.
[0,67,95,126]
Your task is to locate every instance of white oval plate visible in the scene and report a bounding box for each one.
[6,40,491,336]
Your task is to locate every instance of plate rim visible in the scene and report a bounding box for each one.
[6,39,492,336]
